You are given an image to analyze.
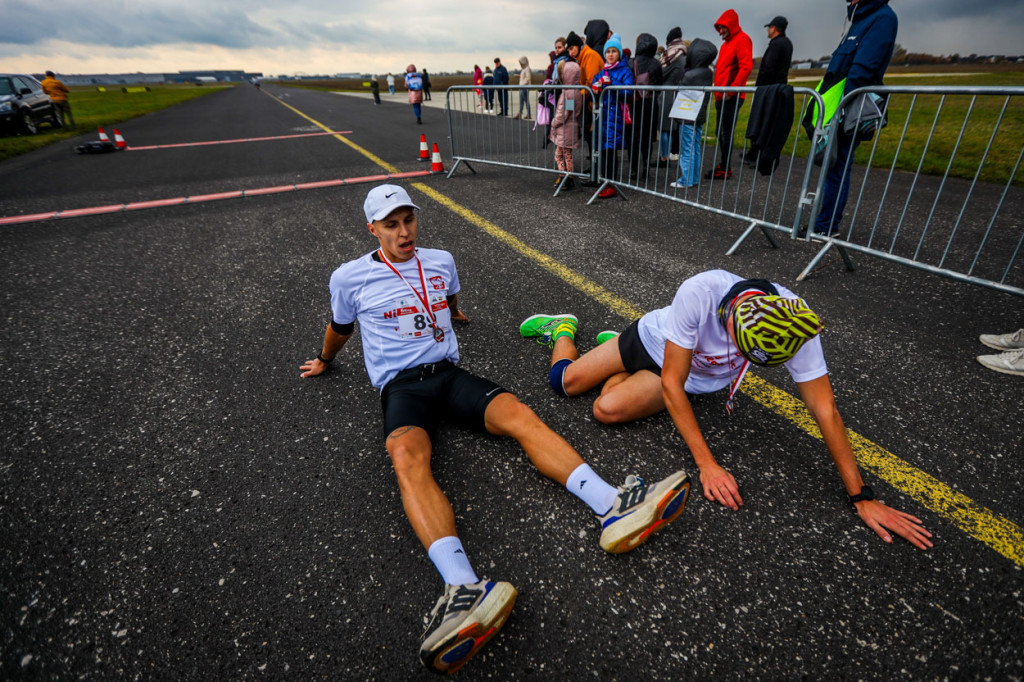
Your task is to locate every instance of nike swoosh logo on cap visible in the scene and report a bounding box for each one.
[385,192,397,198]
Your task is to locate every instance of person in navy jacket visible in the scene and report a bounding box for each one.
[813,0,898,236]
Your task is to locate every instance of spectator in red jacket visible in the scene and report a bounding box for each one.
[709,9,753,179]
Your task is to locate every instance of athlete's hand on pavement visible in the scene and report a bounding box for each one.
[855,499,933,549]
[699,463,743,510]
[451,310,470,324]
[299,358,330,378]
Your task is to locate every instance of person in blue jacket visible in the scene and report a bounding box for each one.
[813,0,897,236]
[590,33,634,198]
[493,57,510,115]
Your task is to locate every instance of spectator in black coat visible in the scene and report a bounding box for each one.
[493,58,510,115]
[756,16,793,86]
[629,32,664,180]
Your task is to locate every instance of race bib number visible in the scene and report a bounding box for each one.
[385,294,450,340]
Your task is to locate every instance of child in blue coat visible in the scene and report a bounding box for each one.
[590,34,634,198]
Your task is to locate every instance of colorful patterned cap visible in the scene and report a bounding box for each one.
[733,296,823,366]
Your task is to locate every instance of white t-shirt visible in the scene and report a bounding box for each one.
[637,269,828,394]
[329,248,461,390]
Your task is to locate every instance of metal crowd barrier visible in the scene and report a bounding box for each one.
[797,85,1024,296]
[587,84,827,255]
[445,85,598,195]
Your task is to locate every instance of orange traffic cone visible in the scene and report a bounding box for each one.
[418,134,429,162]
[113,129,128,150]
[97,127,111,143]
[430,143,445,174]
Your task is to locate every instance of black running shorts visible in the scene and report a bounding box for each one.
[617,319,662,376]
[380,360,509,438]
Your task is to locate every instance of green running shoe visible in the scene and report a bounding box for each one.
[518,314,578,343]
[596,330,619,345]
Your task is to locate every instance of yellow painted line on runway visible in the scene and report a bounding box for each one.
[278,94,1024,567]
[268,92,400,173]
[741,375,1023,565]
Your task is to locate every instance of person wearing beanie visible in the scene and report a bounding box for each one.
[589,32,633,198]
[709,8,754,180]
[404,64,425,124]
[515,56,532,119]
[518,269,933,552]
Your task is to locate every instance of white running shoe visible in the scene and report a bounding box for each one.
[977,348,1024,376]
[599,471,691,554]
[979,328,1024,351]
[420,580,517,674]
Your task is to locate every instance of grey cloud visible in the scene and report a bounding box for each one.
[0,0,275,48]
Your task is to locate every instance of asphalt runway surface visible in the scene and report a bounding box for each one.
[2,84,1022,680]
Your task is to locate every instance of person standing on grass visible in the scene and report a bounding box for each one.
[41,71,73,127]
[299,183,692,674]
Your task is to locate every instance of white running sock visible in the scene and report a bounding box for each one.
[427,536,480,586]
[566,463,618,516]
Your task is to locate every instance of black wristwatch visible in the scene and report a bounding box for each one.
[848,485,875,505]
[316,352,334,364]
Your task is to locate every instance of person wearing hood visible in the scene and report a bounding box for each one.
[709,9,753,180]
[590,33,634,198]
[655,27,688,166]
[405,64,425,124]
[473,64,484,109]
[550,60,584,190]
[483,66,495,113]
[585,19,611,61]
[671,38,718,189]
[515,56,532,120]
[629,32,664,181]
[811,0,898,236]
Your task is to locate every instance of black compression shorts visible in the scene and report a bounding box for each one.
[380,360,508,438]
[617,319,662,376]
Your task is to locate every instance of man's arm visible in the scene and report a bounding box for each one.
[300,322,353,378]
[796,374,933,549]
[662,341,744,510]
[447,294,469,324]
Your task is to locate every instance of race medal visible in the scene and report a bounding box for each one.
[433,326,445,343]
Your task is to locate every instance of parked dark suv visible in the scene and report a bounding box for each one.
[0,73,61,136]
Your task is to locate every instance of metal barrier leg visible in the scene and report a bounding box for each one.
[726,220,780,255]
[586,180,611,205]
[797,240,857,281]
[553,172,571,198]
[446,159,477,178]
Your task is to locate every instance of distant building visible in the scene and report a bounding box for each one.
[51,70,262,86]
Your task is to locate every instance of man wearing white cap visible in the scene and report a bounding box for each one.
[299,184,691,674]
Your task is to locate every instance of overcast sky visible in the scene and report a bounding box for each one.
[2,0,1022,77]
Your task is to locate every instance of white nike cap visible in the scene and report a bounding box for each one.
[363,184,420,223]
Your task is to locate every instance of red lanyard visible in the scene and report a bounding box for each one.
[378,249,444,342]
